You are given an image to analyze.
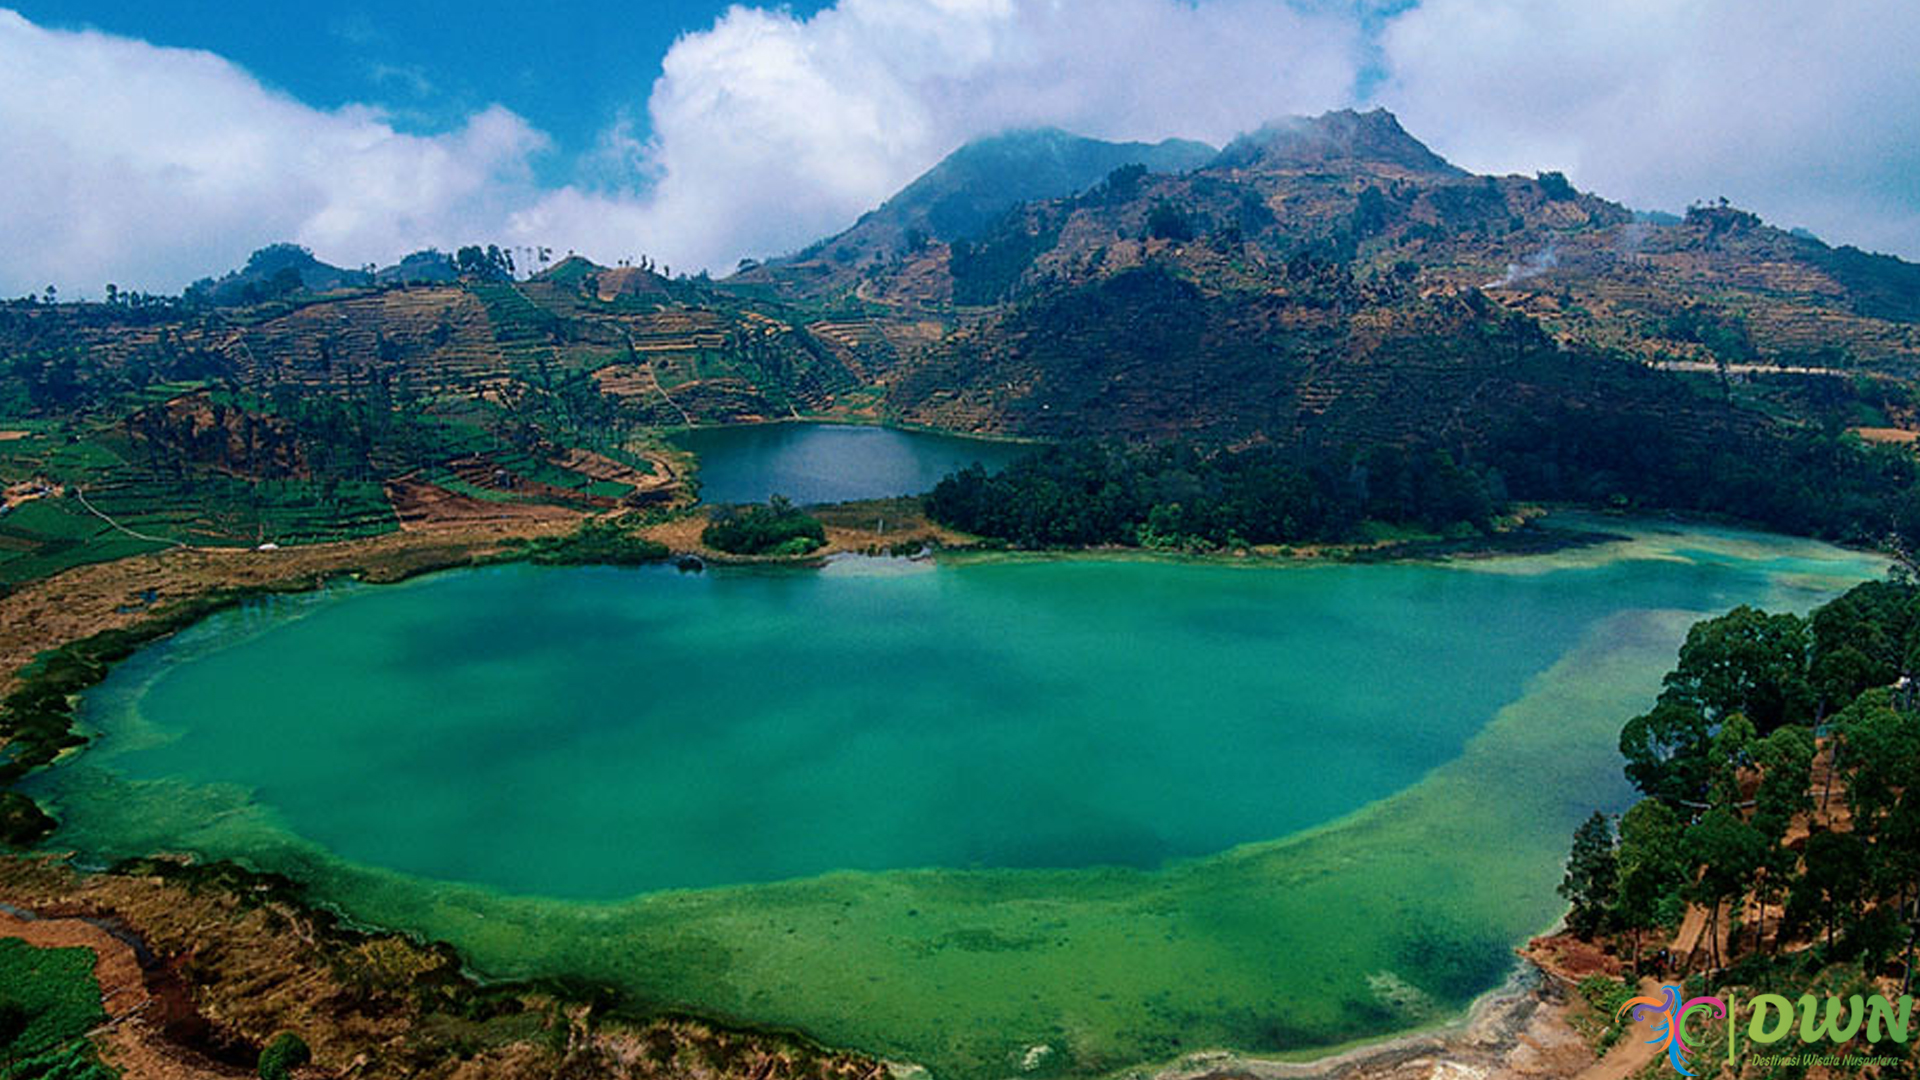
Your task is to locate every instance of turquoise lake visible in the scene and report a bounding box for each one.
[28,518,1884,1077]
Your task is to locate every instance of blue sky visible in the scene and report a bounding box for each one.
[2,1,1917,295]
[10,1,833,184]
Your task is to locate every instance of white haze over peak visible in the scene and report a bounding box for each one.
[1375,0,1920,262]
[0,1,1360,294]
[511,0,1362,274]
[2,1,1918,296]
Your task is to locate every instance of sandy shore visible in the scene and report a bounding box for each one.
[1144,950,1660,1080]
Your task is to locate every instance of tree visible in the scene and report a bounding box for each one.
[1105,163,1147,201]
[1620,700,1714,803]
[1351,184,1393,237]
[1612,799,1687,973]
[1146,200,1194,243]
[1838,688,1920,831]
[1749,726,1814,952]
[701,495,827,556]
[1790,828,1868,951]
[1687,806,1764,970]
[454,245,514,282]
[1536,171,1577,201]
[1560,811,1618,937]
[1706,712,1757,805]
[1660,606,1813,734]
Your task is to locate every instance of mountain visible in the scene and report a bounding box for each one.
[6,108,1920,574]
[1212,108,1463,177]
[726,108,1919,445]
[183,243,370,306]
[867,128,1216,242]
[736,128,1213,296]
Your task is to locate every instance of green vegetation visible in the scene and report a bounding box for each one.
[701,497,826,556]
[520,517,668,566]
[1558,812,1618,938]
[927,440,1497,549]
[0,939,111,1079]
[1535,170,1578,201]
[1145,199,1195,242]
[949,210,1063,305]
[1565,576,1920,1014]
[0,497,170,587]
[256,1031,311,1080]
[1572,975,1636,1053]
[454,245,516,283]
[0,793,55,849]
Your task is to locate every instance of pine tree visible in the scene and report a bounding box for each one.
[1560,811,1619,937]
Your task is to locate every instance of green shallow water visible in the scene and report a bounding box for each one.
[27,517,1885,1078]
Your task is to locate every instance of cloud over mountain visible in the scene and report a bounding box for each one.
[1376,0,1920,258]
[2,0,1917,295]
[513,0,1365,276]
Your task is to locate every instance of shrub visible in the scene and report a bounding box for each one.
[258,1031,311,1080]
[702,497,826,556]
[0,939,107,1066]
[523,518,668,566]
[0,791,56,848]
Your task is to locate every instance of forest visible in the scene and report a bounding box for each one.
[1559,577,1919,1064]
[925,440,1499,549]
[925,400,1920,557]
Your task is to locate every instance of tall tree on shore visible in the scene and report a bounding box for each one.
[1612,799,1687,973]
[1749,725,1814,953]
[1661,606,1814,734]
[1620,700,1716,804]
[1790,828,1869,950]
[1560,811,1619,937]
[1687,806,1764,971]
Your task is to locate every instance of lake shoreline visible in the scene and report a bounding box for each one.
[1144,949,1609,1080]
[0,507,1887,1079]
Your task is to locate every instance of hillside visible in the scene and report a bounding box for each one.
[722,111,1918,453]
[735,128,1214,298]
[4,108,1920,584]
[812,110,1918,435]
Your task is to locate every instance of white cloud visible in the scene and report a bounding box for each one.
[517,0,1365,273]
[1374,0,1920,258]
[0,1,1364,293]
[6,0,1917,296]
[0,8,546,295]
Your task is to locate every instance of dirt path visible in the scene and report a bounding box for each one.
[1671,905,1712,971]
[73,486,189,548]
[0,909,243,1079]
[1569,979,1663,1080]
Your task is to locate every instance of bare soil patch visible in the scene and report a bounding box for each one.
[384,480,581,532]
[1849,426,1919,444]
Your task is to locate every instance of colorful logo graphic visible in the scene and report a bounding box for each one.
[1619,985,1729,1076]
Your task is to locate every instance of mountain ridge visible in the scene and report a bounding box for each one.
[5,107,1919,578]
